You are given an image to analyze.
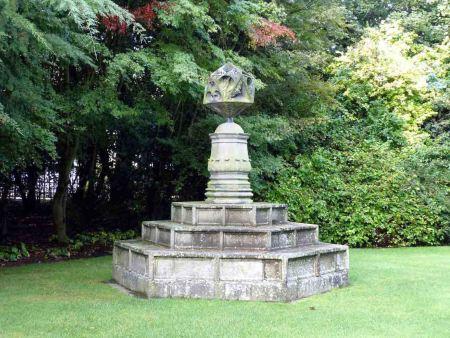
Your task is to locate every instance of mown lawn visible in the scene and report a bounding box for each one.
[0,247,449,337]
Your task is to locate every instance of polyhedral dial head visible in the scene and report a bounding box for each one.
[203,63,255,118]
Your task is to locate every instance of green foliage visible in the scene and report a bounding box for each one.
[267,5,449,247]
[71,229,138,249]
[0,229,139,261]
[2,0,448,248]
[329,22,446,145]
[46,246,71,259]
[0,230,137,262]
[0,0,137,174]
[44,0,140,35]
[240,115,298,198]
[268,143,449,247]
[48,229,139,256]
[0,242,29,261]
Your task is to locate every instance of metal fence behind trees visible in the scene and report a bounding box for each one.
[5,169,79,201]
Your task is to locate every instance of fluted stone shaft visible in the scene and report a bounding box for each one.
[205,121,253,204]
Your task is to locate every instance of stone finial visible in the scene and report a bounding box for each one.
[203,62,255,118]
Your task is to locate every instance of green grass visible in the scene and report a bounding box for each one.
[0,247,449,337]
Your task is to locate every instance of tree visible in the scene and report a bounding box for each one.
[268,2,449,247]
[0,0,137,242]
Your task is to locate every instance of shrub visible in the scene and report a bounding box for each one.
[0,243,29,262]
[267,142,449,247]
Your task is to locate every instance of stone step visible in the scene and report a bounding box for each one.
[141,221,318,251]
[171,202,288,226]
[112,239,349,301]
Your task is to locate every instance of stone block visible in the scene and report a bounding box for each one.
[130,252,147,275]
[220,259,264,281]
[198,208,222,225]
[319,253,337,275]
[122,270,148,294]
[294,272,349,299]
[296,228,317,245]
[184,207,193,224]
[264,260,282,280]
[142,226,157,242]
[158,228,171,246]
[225,208,253,225]
[271,208,286,223]
[223,232,267,249]
[256,208,270,225]
[154,257,215,280]
[115,247,129,269]
[287,256,316,280]
[271,230,296,249]
[336,251,349,271]
[175,231,220,249]
[171,206,181,224]
[149,280,215,299]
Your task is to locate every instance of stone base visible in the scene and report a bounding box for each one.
[112,240,349,302]
[171,202,288,226]
[142,221,319,250]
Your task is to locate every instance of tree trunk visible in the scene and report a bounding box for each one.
[52,135,78,243]
[95,148,110,198]
[76,143,97,203]
[13,166,39,213]
[13,170,26,203]
[0,181,11,241]
[24,165,38,211]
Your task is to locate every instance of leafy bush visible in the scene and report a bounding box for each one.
[70,229,138,249]
[46,247,71,259]
[45,229,139,259]
[268,141,449,247]
[0,243,30,262]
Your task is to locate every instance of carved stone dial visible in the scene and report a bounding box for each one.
[203,63,255,118]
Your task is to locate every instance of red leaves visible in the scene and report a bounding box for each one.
[249,19,296,48]
[132,1,168,30]
[101,1,168,35]
[101,16,127,34]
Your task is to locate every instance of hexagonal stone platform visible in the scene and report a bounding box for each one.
[113,201,349,302]
[113,240,349,301]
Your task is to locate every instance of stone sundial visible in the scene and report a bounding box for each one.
[203,62,255,119]
[202,63,255,204]
[112,63,350,302]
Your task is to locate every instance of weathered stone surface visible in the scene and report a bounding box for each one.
[205,122,253,203]
[155,257,215,280]
[112,240,349,302]
[113,201,348,302]
[202,65,256,203]
[203,63,255,118]
[142,221,318,250]
[171,202,287,226]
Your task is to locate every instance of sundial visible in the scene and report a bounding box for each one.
[112,63,350,302]
[203,62,255,119]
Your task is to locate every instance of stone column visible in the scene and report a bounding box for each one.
[205,121,253,204]
[202,62,255,204]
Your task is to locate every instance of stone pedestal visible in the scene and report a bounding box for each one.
[112,63,349,301]
[113,202,349,301]
[205,122,253,204]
